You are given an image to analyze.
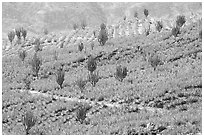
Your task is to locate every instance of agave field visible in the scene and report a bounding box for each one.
[2,14,202,135]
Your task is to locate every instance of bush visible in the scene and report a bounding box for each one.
[176,15,186,28]
[156,21,163,32]
[87,55,97,74]
[73,23,79,30]
[115,65,128,82]
[144,9,149,17]
[98,28,108,46]
[22,110,37,135]
[18,49,27,62]
[75,77,87,92]
[78,42,84,52]
[8,30,15,45]
[30,52,42,77]
[171,26,180,37]
[88,70,100,87]
[55,66,65,89]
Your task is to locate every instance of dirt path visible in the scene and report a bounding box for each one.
[18,89,169,115]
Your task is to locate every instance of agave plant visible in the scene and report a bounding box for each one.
[22,110,37,135]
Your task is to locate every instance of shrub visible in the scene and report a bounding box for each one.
[98,28,108,46]
[18,49,27,62]
[87,55,97,74]
[144,9,149,17]
[81,19,87,30]
[55,66,65,89]
[22,110,37,135]
[30,52,42,77]
[171,26,180,37]
[148,53,163,70]
[21,28,27,41]
[8,30,15,45]
[75,77,87,92]
[156,20,163,32]
[176,15,186,28]
[78,42,84,52]
[73,23,79,30]
[115,65,128,82]
[88,70,100,87]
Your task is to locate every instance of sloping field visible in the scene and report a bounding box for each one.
[2,17,202,135]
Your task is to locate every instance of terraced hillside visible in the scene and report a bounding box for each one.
[2,13,202,135]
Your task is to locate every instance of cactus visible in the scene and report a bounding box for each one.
[56,65,65,89]
[22,110,36,135]
[8,30,15,45]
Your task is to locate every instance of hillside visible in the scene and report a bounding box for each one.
[2,2,202,36]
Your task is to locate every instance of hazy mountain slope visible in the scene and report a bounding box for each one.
[2,2,202,37]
